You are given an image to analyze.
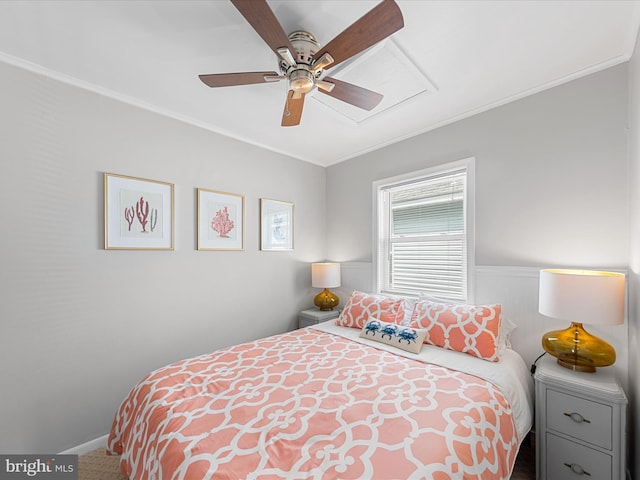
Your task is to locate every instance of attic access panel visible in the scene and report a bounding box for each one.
[311,39,436,123]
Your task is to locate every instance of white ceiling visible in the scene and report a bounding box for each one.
[0,1,639,166]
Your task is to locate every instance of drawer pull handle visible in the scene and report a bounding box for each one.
[564,412,591,424]
[564,462,591,476]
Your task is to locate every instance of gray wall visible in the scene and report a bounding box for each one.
[0,61,326,453]
[326,65,628,270]
[627,26,640,480]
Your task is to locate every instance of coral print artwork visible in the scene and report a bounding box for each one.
[104,173,174,250]
[197,188,244,251]
[120,190,163,239]
[209,203,237,240]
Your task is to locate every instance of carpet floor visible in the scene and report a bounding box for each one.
[79,439,536,479]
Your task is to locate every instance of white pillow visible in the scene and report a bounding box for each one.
[359,318,427,354]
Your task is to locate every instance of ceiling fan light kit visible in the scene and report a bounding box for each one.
[199,0,404,126]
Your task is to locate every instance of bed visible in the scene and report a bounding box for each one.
[107,293,533,480]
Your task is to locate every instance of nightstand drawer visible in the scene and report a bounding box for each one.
[546,388,612,449]
[299,316,326,328]
[546,432,612,480]
[298,309,340,329]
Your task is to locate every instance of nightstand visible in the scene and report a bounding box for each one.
[298,309,340,328]
[534,354,627,480]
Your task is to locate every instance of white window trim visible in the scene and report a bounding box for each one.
[372,157,475,303]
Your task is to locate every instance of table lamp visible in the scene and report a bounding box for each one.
[311,262,341,310]
[538,269,625,372]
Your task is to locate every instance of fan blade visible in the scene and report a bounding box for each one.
[281,90,304,127]
[231,0,296,59]
[319,77,383,111]
[199,71,281,87]
[314,0,404,71]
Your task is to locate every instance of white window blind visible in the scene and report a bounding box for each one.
[375,162,472,302]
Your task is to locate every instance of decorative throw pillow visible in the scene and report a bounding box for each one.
[417,293,517,357]
[335,291,411,329]
[497,315,518,354]
[409,300,503,361]
[359,318,427,354]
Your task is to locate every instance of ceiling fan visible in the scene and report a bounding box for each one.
[199,0,404,126]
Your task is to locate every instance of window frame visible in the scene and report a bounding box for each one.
[372,157,475,302]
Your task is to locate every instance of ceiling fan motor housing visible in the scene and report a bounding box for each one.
[288,69,315,95]
[279,31,323,95]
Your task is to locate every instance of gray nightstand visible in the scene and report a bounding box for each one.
[534,354,627,480]
[298,309,340,328]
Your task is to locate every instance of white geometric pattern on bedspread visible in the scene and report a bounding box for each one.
[108,328,519,480]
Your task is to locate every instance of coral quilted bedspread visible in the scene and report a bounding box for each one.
[107,324,532,480]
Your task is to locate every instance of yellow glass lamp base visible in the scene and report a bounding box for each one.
[542,322,616,373]
[314,288,339,311]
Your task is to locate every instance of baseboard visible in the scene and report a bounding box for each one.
[58,434,108,455]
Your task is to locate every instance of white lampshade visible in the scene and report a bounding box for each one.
[538,269,625,326]
[311,263,341,288]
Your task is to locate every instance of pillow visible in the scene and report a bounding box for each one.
[408,299,503,361]
[498,315,517,352]
[418,292,518,357]
[359,318,427,354]
[417,293,517,355]
[398,297,415,326]
[335,291,410,329]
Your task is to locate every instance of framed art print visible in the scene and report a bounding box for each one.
[104,173,174,250]
[260,198,294,251]
[197,188,245,251]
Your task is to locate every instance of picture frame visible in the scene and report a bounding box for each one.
[197,188,245,251]
[260,198,294,251]
[104,173,174,250]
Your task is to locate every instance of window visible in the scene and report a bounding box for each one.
[374,158,474,302]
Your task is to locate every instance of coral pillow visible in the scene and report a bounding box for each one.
[336,291,410,329]
[359,318,427,354]
[409,300,503,361]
